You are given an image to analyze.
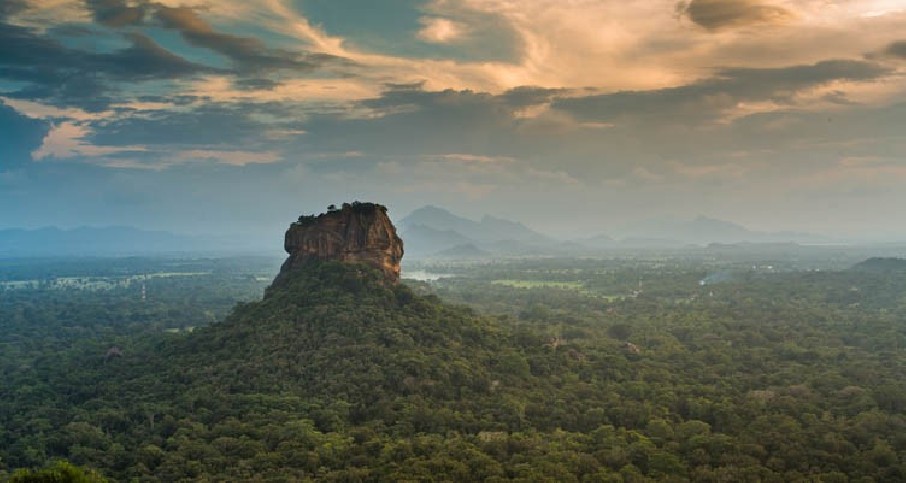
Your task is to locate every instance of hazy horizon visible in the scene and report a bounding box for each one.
[2,1,906,241]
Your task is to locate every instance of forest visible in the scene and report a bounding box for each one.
[0,253,904,481]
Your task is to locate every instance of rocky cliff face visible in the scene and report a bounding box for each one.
[277,202,404,282]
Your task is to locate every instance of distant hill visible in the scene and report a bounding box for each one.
[398,224,474,257]
[400,205,550,243]
[399,205,551,257]
[851,257,906,273]
[617,237,687,249]
[433,243,491,259]
[617,216,831,246]
[575,233,617,249]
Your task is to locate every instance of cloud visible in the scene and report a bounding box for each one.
[0,0,28,21]
[100,32,211,79]
[0,20,209,110]
[0,100,49,170]
[3,0,906,238]
[499,86,566,109]
[552,60,892,124]
[87,103,291,147]
[417,17,466,44]
[0,2,349,113]
[884,40,906,59]
[29,119,283,169]
[155,5,342,74]
[677,0,795,30]
[669,160,749,182]
[85,0,147,27]
[172,149,282,166]
[0,98,105,122]
[234,78,280,91]
[286,0,521,62]
[429,153,515,164]
[31,121,146,161]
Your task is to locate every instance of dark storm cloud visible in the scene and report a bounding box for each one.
[0,1,347,110]
[85,85,548,158]
[234,78,281,91]
[363,85,558,114]
[553,60,891,123]
[0,101,49,169]
[2,68,112,112]
[0,19,210,109]
[499,86,566,109]
[155,6,344,74]
[100,33,207,78]
[0,21,113,109]
[0,23,77,69]
[298,86,546,157]
[0,0,28,21]
[86,0,147,27]
[382,81,426,91]
[676,0,794,30]
[884,41,906,59]
[66,84,577,174]
[361,87,496,112]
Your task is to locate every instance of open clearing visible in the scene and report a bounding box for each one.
[491,279,584,290]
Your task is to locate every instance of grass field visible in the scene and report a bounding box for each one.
[490,279,631,301]
[491,279,584,289]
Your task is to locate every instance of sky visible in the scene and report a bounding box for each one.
[1,0,906,242]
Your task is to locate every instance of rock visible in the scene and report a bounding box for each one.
[277,202,404,282]
[105,346,123,361]
[622,341,641,354]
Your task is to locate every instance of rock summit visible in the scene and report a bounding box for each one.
[277,202,404,282]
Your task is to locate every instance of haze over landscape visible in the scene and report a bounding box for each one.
[3,3,906,481]
[2,0,906,242]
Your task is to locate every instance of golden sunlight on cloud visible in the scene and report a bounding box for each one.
[31,122,144,161]
[676,0,796,30]
[432,154,516,163]
[182,76,381,105]
[9,0,91,29]
[174,149,282,166]
[1,98,104,122]
[417,17,467,43]
[856,0,906,18]
[11,0,906,133]
[20,0,905,98]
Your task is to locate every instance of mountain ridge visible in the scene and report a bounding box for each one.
[615,215,833,246]
[399,205,553,257]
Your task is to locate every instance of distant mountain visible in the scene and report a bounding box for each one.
[401,206,550,244]
[617,216,831,246]
[673,216,753,243]
[850,257,906,273]
[475,215,551,244]
[433,243,491,259]
[400,205,479,237]
[399,205,552,257]
[617,237,687,249]
[399,224,474,258]
[576,234,616,249]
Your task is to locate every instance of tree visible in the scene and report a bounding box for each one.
[608,324,632,341]
[9,460,107,483]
